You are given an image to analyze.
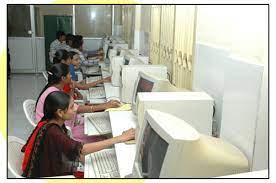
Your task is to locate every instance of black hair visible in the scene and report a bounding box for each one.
[42,91,71,121]
[75,35,83,41]
[56,31,66,39]
[22,91,71,161]
[68,51,78,59]
[35,63,69,107]
[66,34,75,44]
[53,49,70,64]
[72,38,83,49]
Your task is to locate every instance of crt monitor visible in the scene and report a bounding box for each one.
[110,55,145,87]
[133,76,155,102]
[117,49,121,56]
[120,49,139,57]
[124,54,147,65]
[132,109,249,178]
[124,57,130,65]
[107,46,113,59]
[110,56,124,75]
[135,92,213,137]
[120,65,168,103]
[131,71,177,114]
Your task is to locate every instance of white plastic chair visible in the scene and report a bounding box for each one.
[42,71,48,82]
[23,100,74,139]
[23,99,37,127]
[8,136,75,178]
[8,136,25,178]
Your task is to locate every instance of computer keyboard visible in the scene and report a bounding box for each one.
[86,76,102,83]
[106,96,121,102]
[88,148,120,178]
[87,112,111,134]
[89,87,106,99]
[86,66,100,74]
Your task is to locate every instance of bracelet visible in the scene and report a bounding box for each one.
[90,106,93,112]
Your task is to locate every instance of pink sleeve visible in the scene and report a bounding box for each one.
[35,97,44,122]
[74,103,79,110]
[35,87,59,122]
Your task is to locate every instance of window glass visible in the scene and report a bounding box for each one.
[8,5,31,37]
[34,5,73,37]
[75,5,112,37]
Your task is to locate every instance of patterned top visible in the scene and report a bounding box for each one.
[49,39,67,63]
[35,86,105,143]
[21,121,83,177]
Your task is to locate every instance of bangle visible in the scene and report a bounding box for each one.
[90,106,93,112]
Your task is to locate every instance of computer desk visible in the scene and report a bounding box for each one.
[84,61,137,178]
[108,111,137,178]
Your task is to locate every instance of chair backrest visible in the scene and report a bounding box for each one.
[8,136,25,178]
[23,99,37,127]
[65,126,73,139]
[42,71,48,81]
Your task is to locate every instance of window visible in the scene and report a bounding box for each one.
[34,5,73,37]
[75,5,112,37]
[8,5,31,37]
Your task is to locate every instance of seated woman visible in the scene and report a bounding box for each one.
[53,49,110,92]
[22,91,135,178]
[35,63,120,143]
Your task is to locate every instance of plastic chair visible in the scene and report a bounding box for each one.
[42,71,48,82]
[8,136,75,178]
[23,99,37,127]
[23,100,74,139]
[8,136,25,178]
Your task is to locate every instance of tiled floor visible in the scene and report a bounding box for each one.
[8,73,46,178]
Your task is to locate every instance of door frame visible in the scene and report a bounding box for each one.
[30,5,38,73]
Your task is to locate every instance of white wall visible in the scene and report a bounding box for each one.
[35,37,46,72]
[195,5,268,171]
[8,37,103,73]
[193,43,228,137]
[196,5,268,63]
[8,37,35,73]
[220,56,264,170]
[252,62,268,171]
[132,5,151,56]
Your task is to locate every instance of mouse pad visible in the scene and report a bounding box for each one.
[105,104,132,112]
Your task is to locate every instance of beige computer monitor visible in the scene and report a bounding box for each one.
[135,91,214,136]
[131,71,189,114]
[121,67,167,103]
[132,109,249,178]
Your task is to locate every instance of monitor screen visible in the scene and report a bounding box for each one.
[107,46,114,58]
[140,122,168,178]
[124,58,130,65]
[117,50,121,56]
[134,77,154,102]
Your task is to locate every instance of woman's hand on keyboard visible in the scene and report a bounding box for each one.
[119,128,135,142]
[105,100,121,109]
[102,76,111,83]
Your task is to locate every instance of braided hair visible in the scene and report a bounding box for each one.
[53,49,70,64]
[35,63,69,107]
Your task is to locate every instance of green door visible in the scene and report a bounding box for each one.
[44,15,72,69]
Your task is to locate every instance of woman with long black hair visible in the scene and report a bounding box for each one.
[22,91,135,177]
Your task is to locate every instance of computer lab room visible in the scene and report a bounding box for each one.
[7,5,268,178]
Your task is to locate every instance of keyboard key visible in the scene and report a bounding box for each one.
[87,112,111,134]
[89,87,106,99]
[89,149,119,178]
